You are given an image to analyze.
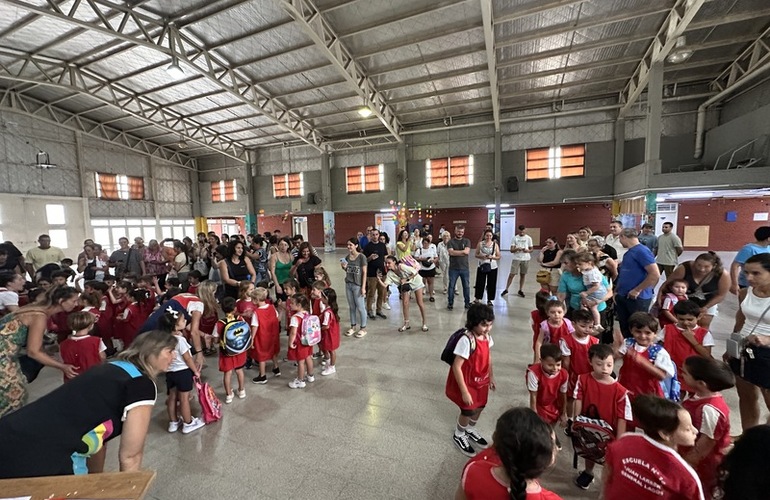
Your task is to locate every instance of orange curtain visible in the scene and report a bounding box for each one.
[127,176,144,200]
[97,173,119,199]
[287,173,302,197]
[211,181,223,202]
[525,148,550,180]
[273,175,287,198]
[223,180,236,201]
[364,165,380,192]
[346,167,363,193]
[429,158,448,187]
[449,156,469,185]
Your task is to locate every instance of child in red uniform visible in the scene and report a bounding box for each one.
[457,407,562,500]
[659,300,714,396]
[286,293,315,389]
[136,275,157,318]
[560,309,599,426]
[186,270,202,295]
[213,297,248,403]
[309,281,328,360]
[113,288,148,348]
[614,312,675,400]
[573,344,632,490]
[527,343,568,449]
[250,287,281,384]
[235,281,256,323]
[59,311,106,382]
[447,303,496,457]
[658,278,689,327]
[534,299,573,363]
[680,356,735,497]
[313,266,331,288]
[530,290,551,350]
[78,292,101,323]
[603,394,703,500]
[319,287,340,376]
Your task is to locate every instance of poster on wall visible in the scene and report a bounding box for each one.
[323,211,335,253]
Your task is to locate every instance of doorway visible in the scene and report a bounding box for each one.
[655,203,679,234]
[375,213,397,248]
[293,216,308,238]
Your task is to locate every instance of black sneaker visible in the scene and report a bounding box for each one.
[464,304,471,309]
[252,375,267,384]
[554,434,562,451]
[376,312,387,319]
[447,305,453,311]
[564,419,573,437]
[368,312,376,319]
[272,367,281,377]
[465,428,489,448]
[575,471,594,490]
[501,290,508,296]
[312,352,323,359]
[452,432,476,457]
[517,290,525,298]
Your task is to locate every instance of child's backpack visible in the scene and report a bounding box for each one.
[632,340,681,402]
[571,404,615,466]
[219,315,253,356]
[299,312,321,346]
[441,328,476,365]
[195,376,222,424]
[400,254,420,272]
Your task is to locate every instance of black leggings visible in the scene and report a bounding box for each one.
[474,268,498,301]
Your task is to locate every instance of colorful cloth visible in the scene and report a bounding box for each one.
[0,313,33,417]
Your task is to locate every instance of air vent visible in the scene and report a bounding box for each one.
[656,203,677,212]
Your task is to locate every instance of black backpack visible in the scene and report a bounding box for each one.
[440,328,476,365]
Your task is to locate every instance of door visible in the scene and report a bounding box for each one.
[499,210,516,251]
[293,216,308,239]
[375,213,397,249]
[655,203,679,234]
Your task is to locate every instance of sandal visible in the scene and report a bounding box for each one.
[398,323,411,332]
[421,325,429,332]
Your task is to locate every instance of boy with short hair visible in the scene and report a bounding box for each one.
[446,303,496,457]
[573,343,632,490]
[186,270,202,294]
[659,300,714,395]
[560,308,599,424]
[614,312,675,400]
[527,343,568,449]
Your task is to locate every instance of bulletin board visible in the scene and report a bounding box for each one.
[528,227,541,247]
[683,225,710,247]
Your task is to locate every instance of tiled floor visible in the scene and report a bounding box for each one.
[27,249,761,499]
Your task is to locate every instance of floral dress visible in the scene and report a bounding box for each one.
[0,313,32,417]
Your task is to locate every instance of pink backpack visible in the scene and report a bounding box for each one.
[195,376,222,424]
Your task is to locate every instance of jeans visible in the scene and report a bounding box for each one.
[345,282,367,327]
[474,268,498,301]
[448,268,470,307]
[614,294,652,338]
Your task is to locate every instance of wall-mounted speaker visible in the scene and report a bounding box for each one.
[307,192,317,205]
[506,176,519,192]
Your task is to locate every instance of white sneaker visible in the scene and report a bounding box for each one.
[322,365,336,376]
[167,419,180,433]
[289,378,306,389]
[382,303,391,310]
[225,391,234,404]
[181,416,205,434]
[237,389,246,399]
[345,327,356,337]
[305,374,315,383]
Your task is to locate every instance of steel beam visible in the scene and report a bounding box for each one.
[338,0,470,39]
[280,0,402,141]
[0,88,194,168]
[618,0,705,117]
[0,49,248,162]
[494,0,585,25]
[2,0,325,150]
[710,25,770,92]
[480,0,499,131]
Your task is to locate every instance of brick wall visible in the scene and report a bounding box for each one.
[677,198,770,251]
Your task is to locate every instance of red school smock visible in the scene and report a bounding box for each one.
[460,447,563,500]
[559,333,598,393]
[114,303,143,346]
[320,307,340,352]
[59,335,105,382]
[604,433,704,500]
[539,318,573,347]
[573,373,632,432]
[618,340,675,399]
[250,304,280,362]
[445,333,493,410]
[680,394,731,494]
[287,312,313,361]
[530,309,546,349]
[236,298,257,323]
[526,364,568,424]
[660,324,714,393]
[215,314,248,372]
[96,296,114,339]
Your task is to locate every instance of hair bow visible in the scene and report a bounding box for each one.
[165,306,180,319]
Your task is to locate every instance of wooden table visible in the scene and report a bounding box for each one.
[0,470,155,500]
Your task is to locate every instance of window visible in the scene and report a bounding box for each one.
[425,155,473,188]
[48,229,68,249]
[525,144,585,180]
[211,180,238,203]
[46,204,65,225]
[95,173,145,200]
[90,218,159,252]
[272,173,304,198]
[346,164,384,193]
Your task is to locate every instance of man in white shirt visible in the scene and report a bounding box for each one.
[501,225,532,298]
[605,220,626,263]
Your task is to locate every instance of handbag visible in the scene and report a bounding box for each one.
[479,262,492,274]
[399,283,412,293]
[19,354,44,383]
[728,300,770,359]
[536,269,551,285]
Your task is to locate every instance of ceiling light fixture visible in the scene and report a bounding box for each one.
[166,57,185,79]
[177,135,188,149]
[357,106,373,118]
[666,36,694,64]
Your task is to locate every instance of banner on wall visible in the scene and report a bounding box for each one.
[323,211,335,253]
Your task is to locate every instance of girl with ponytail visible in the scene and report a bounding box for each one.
[456,407,561,500]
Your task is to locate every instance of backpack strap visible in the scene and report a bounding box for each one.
[464,331,477,356]
[109,360,142,378]
[646,343,662,363]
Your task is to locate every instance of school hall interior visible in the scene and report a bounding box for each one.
[1,0,770,498]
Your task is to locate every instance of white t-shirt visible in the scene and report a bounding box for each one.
[605,234,627,262]
[168,333,192,372]
[510,235,533,261]
[453,333,493,359]
[415,244,437,271]
[618,342,676,377]
[0,289,19,314]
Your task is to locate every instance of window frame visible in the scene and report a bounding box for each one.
[272,173,304,199]
[95,172,145,200]
[345,164,385,194]
[425,155,474,189]
[211,179,238,203]
[525,144,586,181]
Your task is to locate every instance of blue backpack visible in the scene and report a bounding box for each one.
[627,340,681,402]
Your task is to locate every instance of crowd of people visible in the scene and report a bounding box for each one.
[0,221,768,500]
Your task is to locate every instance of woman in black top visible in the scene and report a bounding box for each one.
[537,236,563,293]
[292,242,322,293]
[219,240,256,299]
[0,330,176,478]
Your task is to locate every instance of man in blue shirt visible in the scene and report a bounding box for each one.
[730,226,770,295]
[614,228,660,338]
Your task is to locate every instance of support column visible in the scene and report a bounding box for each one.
[74,132,91,234]
[320,151,335,253]
[148,155,160,232]
[645,61,664,174]
[397,142,407,206]
[248,150,259,235]
[189,162,206,233]
[493,131,502,232]
[614,119,625,175]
